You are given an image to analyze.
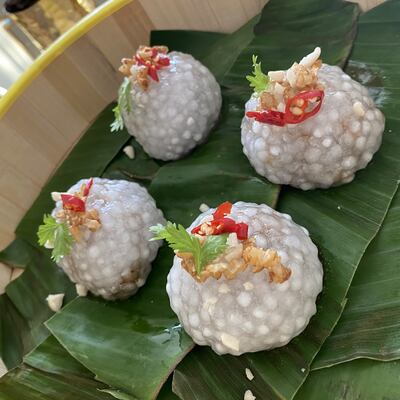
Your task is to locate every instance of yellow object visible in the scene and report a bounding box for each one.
[9,0,91,49]
[0,0,132,119]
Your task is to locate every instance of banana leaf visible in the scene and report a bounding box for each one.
[0,238,37,269]
[0,295,27,369]
[44,13,279,400]
[310,0,400,369]
[2,1,400,400]
[0,335,114,400]
[150,31,226,65]
[0,252,75,369]
[102,137,161,186]
[148,14,279,224]
[222,0,359,91]
[45,90,279,400]
[172,0,400,399]
[148,91,279,226]
[15,105,130,247]
[151,15,259,83]
[1,4,259,377]
[46,246,194,400]
[0,107,160,370]
[296,358,400,400]
[314,189,400,368]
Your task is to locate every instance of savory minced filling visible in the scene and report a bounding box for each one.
[151,202,291,283]
[111,45,171,132]
[119,45,170,90]
[178,236,291,283]
[37,178,101,261]
[246,47,325,126]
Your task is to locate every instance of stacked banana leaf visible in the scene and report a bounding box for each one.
[1,0,400,398]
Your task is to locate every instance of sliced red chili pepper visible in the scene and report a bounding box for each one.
[157,56,170,66]
[83,178,94,197]
[134,48,170,85]
[192,201,249,240]
[246,110,286,126]
[284,90,324,124]
[191,218,231,236]
[147,66,159,82]
[213,201,233,220]
[191,225,202,235]
[212,218,237,234]
[234,222,249,240]
[135,55,146,66]
[247,89,324,127]
[61,194,86,212]
[151,47,158,57]
[191,217,249,240]
[191,218,233,236]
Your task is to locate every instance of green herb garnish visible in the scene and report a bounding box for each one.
[37,215,74,262]
[246,55,269,93]
[110,77,133,132]
[150,222,228,274]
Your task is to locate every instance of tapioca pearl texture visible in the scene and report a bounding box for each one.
[166,202,323,355]
[53,178,165,300]
[241,64,385,190]
[122,51,222,161]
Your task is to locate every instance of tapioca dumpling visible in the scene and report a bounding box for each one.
[152,201,323,355]
[38,178,165,300]
[241,47,385,190]
[112,45,222,161]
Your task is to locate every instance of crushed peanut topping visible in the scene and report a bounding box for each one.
[178,238,291,284]
[247,47,325,126]
[56,208,100,241]
[58,180,101,241]
[259,51,323,115]
[119,45,170,90]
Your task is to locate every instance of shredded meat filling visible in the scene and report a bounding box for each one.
[178,239,291,284]
[118,45,170,90]
[57,182,101,240]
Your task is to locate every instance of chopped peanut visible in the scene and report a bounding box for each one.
[118,45,170,90]
[243,242,291,283]
[258,48,324,114]
[178,239,291,284]
[260,91,277,110]
[57,184,101,240]
[119,58,135,76]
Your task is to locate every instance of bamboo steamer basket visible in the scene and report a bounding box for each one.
[0,0,385,355]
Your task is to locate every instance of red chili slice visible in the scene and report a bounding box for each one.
[135,52,169,83]
[213,201,233,219]
[211,218,249,240]
[191,201,249,240]
[157,56,170,67]
[246,110,286,126]
[284,90,324,124]
[211,217,237,235]
[191,218,236,235]
[61,194,86,212]
[246,89,324,127]
[83,178,94,197]
[191,218,249,240]
[147,66,159,82]
[234,222,248,240]
[151,47,158,57]
[135,55,145,66]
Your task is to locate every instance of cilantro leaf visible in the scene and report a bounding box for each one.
[37,215,74,262]
[110,105,123,132]
[200,235,229,268]
[150,222,228,275]
[110,77,133,132]
[246,55,269,93]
